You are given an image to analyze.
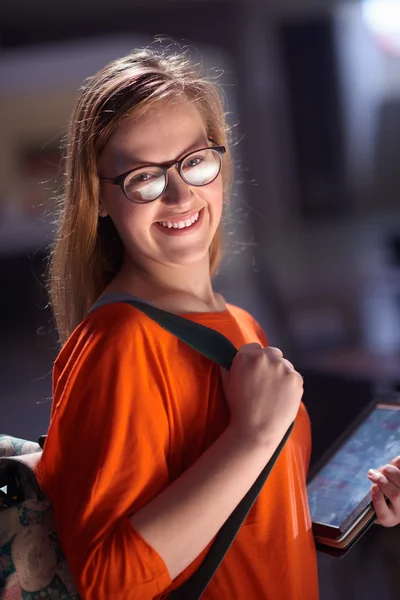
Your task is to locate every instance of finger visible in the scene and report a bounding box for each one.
[371,484,396,527]
[380,466,400,520]
[280,357,302,378]
[247,342,263,349]
[240,342,263,355]
[265,347,283,358]
[281,358,295,371]
[263,347,294,369]
[391,456,400,468]
[234,343,262,365]
[381,464,400,488]
[263,347,284,362]
[368,469,400,514]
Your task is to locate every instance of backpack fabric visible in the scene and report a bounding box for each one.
[0,435,81,599]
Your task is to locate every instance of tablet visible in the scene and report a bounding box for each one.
[307,401,400,556]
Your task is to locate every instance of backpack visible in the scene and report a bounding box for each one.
[0,434,80,599]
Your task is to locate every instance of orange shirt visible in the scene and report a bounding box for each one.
[38,302,319,600]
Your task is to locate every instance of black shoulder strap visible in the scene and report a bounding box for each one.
[113,298,294,599]
[118,299,237,369]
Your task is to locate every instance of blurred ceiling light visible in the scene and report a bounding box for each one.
[362,0,400,55]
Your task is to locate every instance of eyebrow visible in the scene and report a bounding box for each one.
[116,137,209,172]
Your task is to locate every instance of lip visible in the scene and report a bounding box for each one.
[154,207,204,236]
[154,209,202,224]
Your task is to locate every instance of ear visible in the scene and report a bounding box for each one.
[98,196,109,218]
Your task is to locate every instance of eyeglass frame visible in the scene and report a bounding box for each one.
[98,145,226,204]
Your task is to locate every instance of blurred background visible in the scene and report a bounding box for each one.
[1,0,400,597]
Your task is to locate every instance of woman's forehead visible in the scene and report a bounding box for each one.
[103,100,208,170]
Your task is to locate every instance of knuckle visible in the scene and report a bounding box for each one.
[294,371,304,384]
[383,465,398,477]
[239,343,257,353]
[281,358,292,368]
[264,346,281,359]
[248,342,262,350]
[266,346,283,357]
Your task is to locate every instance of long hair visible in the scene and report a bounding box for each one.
[49,46,232,344]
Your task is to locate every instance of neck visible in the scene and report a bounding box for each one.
[106,253,224,313]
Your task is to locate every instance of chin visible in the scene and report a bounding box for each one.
[162,246,212,268]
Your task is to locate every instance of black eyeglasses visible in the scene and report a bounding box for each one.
[99,145,226,204]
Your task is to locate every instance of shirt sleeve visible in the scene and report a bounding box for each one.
[249,315,268,347]
[39,304,173,599]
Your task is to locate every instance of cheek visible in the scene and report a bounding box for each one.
[105,199,153,246]
[205,177,223,213]
[209,180,224,225]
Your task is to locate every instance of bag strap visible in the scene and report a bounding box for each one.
[110,298,294,599]
[168,427,293,600]
[89,294,238,369]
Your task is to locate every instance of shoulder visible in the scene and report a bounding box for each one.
[56,302,172,375]
[225,303,268,346]
[225,303,254,323]
[75,301,167,344]
[52,302,179,421]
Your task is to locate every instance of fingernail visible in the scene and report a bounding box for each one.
[368,469,382,480]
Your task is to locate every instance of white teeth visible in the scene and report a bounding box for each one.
[159,211,200,229]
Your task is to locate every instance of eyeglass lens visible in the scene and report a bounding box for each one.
[124,148,222,203]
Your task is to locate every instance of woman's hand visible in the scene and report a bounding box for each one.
[220,343,304,449]
[367,456,400,527]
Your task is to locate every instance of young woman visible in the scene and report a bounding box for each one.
[38,47,400,600]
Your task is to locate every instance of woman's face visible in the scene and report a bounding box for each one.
[98,100,223,271]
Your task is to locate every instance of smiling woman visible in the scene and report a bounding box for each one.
[95,101,226,314]
[37,44,319,600]
[49,53,233,342]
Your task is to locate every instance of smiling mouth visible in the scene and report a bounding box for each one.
[157,210,201,230]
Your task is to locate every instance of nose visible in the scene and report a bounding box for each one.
[161,167,193,208]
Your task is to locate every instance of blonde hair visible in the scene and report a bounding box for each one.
[49,46,232,344]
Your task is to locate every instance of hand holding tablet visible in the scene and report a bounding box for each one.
[368,455,400,528]
[307,402,400,556]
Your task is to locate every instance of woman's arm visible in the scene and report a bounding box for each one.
[131,423,277,580]
[131,343,303,580]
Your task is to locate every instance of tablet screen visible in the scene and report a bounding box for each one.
[307,405,400,528]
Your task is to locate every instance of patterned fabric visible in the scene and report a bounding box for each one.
[0,435,80,599]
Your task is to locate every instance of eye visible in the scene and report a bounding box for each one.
[126,169,162,191]
[183,156,204,169]
[132,172,155,183]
